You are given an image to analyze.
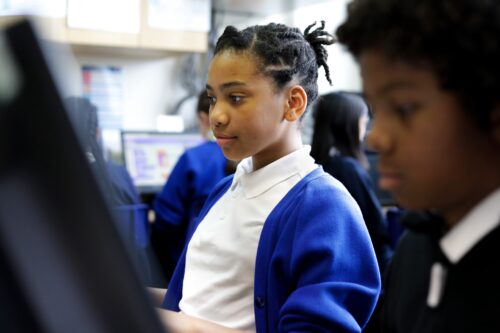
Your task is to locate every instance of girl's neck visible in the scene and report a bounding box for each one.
[252,135,303,171]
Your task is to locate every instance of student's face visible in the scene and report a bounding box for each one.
[206,51,296,170]
[359,114,369,141]
[361,50,499,224]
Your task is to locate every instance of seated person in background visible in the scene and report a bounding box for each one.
[310,92,392,275]
[64,96,140,206]
[337,0,500,331]
[65,97,152,283]
[152,91,235,284]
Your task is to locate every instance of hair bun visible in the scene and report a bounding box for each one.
[304,21,336,46]
[304,21,336,85]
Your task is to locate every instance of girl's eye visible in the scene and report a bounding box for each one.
[207,96,216,105]
[229,95,244,104]
[393,103,420,118]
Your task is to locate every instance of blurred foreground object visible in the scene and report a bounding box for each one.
[0,18,165,333]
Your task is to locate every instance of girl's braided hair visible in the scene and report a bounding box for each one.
[214,21,335,107]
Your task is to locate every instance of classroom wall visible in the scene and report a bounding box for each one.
[295,0,362,94]
[73,54,186,130]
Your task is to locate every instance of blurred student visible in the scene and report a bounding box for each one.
[154,21,380,333]
[65,97,153,282]
[337,0,500,331]
[152,91,234,283]
[310,91,392,275]
[64,96,140,206]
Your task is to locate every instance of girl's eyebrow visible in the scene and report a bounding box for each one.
[377,80,418,96]
[206,81,247,92]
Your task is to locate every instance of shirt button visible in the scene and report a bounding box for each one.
[255,296,265,308]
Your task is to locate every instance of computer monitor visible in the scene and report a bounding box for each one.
[122,131,204,194]
[0,19,165,333]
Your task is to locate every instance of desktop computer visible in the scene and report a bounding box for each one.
[122,131,203,194]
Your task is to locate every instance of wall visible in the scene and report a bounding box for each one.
[73,54,186,131]
[43,42,197,156]
[292,0,361,94]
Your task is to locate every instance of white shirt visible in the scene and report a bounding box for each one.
[179,146,317,332]
[440,186,500,264]
[426,186,500,307]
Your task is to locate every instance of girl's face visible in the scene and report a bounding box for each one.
[361,50,500,226]
[206,51,300,170]
[359,114,369,141]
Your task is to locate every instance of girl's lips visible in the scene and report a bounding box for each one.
[378,173,402,191]
[215,135,236,147]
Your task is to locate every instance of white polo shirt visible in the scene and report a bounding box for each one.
[426,186,500,307]
[179,146,317,332]
[439,186,500,263]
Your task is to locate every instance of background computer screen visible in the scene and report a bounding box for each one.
[122,131,203,193]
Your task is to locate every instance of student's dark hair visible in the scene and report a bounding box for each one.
[64,96,124,205]
[214,21,335,106]
[336,0,500,130]
[196,90,210,115]
[311,92,369,168]
[64,97,100,154]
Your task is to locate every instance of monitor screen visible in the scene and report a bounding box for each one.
[122,131,203,193]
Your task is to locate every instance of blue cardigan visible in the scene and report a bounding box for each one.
[162,167,381,332]
[322,155,392,274]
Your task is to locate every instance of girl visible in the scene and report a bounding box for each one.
[310,92,392,275]
[157,22,380,333]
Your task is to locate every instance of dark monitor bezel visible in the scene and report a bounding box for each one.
[0,19,166,333]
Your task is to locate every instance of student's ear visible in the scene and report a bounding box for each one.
[198,112,209,126]
[198,112,210,138]
[284,85,307,122]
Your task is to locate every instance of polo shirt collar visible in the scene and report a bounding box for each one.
[231,146,315,199]
[440,186,500,264]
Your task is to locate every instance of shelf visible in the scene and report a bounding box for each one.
[1,1,208,57]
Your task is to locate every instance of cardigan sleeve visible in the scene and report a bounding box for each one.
[277,177,381,332]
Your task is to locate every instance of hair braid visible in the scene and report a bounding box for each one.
[214,21,335,108]
[304,21,336,85]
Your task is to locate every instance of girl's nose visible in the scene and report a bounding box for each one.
[365,121,392,153]
[210,104,229,128]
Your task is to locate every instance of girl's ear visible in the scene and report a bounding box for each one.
[284,85,307,122]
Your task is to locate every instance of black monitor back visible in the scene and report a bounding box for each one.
[0,19,165,333]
